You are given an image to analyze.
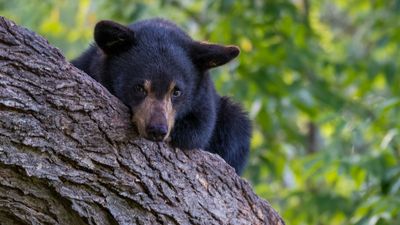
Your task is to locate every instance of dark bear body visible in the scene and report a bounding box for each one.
[72,19,251,174]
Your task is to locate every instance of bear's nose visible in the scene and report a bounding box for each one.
[146,124,168,141]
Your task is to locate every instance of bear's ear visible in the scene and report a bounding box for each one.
[94,20,135,55]
[190,41,240,70]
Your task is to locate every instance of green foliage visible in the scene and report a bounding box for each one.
[1,0,399,224]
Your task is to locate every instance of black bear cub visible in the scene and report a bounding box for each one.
[72,18,251,174]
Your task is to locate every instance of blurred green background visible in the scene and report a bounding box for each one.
[1,0,399,224]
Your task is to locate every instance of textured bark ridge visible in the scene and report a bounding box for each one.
[0,16,285,225]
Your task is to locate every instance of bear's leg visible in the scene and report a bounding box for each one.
[206,97,251,175]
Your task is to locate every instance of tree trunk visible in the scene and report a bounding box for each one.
[0,16,285,225]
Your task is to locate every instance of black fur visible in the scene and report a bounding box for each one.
[72,18,251,174]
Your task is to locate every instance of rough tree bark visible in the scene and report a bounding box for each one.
[0,17,285,225]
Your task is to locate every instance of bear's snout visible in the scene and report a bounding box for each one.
[131,83,176,142]
[146,124,168,141]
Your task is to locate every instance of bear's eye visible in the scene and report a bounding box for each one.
[134,84,147,96]
[172,87,182,98]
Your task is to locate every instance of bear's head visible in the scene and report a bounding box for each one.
[94,19,239,142]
